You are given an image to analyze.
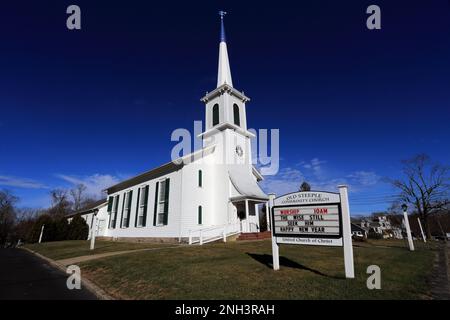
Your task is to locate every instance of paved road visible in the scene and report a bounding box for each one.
[0,248,97,300]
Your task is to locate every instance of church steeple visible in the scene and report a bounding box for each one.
[201,11,251,138]
[217,11,233,88]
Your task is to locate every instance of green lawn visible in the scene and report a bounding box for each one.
[74,239,437,300]
[25,240,175,261]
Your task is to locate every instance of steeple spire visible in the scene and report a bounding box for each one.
[217,11,233,88]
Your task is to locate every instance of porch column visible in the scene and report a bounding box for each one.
[265,201,270,231]
[254,203,259,231]
[245,199,250,232]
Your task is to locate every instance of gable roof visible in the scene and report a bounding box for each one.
[105,145,216,194]
[66,198,107,218]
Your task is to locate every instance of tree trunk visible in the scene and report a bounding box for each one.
[422,216,432,239]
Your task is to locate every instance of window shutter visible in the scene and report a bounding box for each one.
[134,188,141,227]
[142,185,149,226]
[107,196,113,212]
[153,182,159,226]
[112,195,119,228]
[107,196,113,228]
[120,194,126,228]
[126,190,133,228]
[163,178,170,225]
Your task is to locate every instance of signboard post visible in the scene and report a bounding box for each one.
[269,193,279,270]
[270,186,355,279]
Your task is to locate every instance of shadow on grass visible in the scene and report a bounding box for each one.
[246,253,344,279]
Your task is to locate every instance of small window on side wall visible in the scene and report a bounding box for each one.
[212,104,219,126]
[198,206,202,225]
[198,170,202,187]
[233,104,240,127]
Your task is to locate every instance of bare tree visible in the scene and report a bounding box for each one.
[390,154,449,238]
[70,184,87,211]
[49,189,72,217]
[0,189,18,244]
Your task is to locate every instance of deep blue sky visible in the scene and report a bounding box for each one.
[0,1,449,215]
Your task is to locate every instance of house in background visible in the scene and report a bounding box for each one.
[360,215,403,239]
[351,223,368,239]
[66,199,107,239]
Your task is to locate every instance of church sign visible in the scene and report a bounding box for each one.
[272,191,343,247]
[269,187,354,278]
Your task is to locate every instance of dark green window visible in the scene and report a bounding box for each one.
[198,206,202,225]
[121,190,133,228]
[212,104,219,126]
[198,170,202,187]
[233,104,240,126]
[154,178,170,226]
[109,195,120,229]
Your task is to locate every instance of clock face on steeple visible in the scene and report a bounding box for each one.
[235,145,244,157]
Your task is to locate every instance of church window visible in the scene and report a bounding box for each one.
[154,178,170,226]
[198,170,202,187]
[109,195,120,229]
[136,185,148,227]
[121,190,133,228]
[233,103,240,126]
[198,206,203,225]
[212,104,219,126]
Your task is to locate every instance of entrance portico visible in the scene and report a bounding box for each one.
[231,197,269,233]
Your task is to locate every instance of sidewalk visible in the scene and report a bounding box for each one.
[430,241,450,300]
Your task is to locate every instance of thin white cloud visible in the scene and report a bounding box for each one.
[262,161,380,196]
[261,167,305,195]
[56,174,121,198]
[347,171,380,186]
[0,175,47,189]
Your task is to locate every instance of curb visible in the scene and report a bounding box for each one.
[21,247,114,300]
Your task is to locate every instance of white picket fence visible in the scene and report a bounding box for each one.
[188,222,241,245]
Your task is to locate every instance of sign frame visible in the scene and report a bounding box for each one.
[268,187,355,278]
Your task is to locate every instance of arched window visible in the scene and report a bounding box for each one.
[212,104,219,126]
[198,206,203,225]
[233,104,240,127]
[198,170,202,187]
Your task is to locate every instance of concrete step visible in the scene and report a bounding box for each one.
[237,231,271,241]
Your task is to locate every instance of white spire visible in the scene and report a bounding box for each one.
[217,11,233,88]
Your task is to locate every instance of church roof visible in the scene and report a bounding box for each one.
[66,198,107,218]
[229,165,269,201]
[217,11,233,88]
[104,146,215,194]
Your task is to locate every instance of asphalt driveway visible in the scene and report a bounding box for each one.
[0,248,97,300]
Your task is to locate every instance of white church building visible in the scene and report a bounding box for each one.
[73,13,269,244]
